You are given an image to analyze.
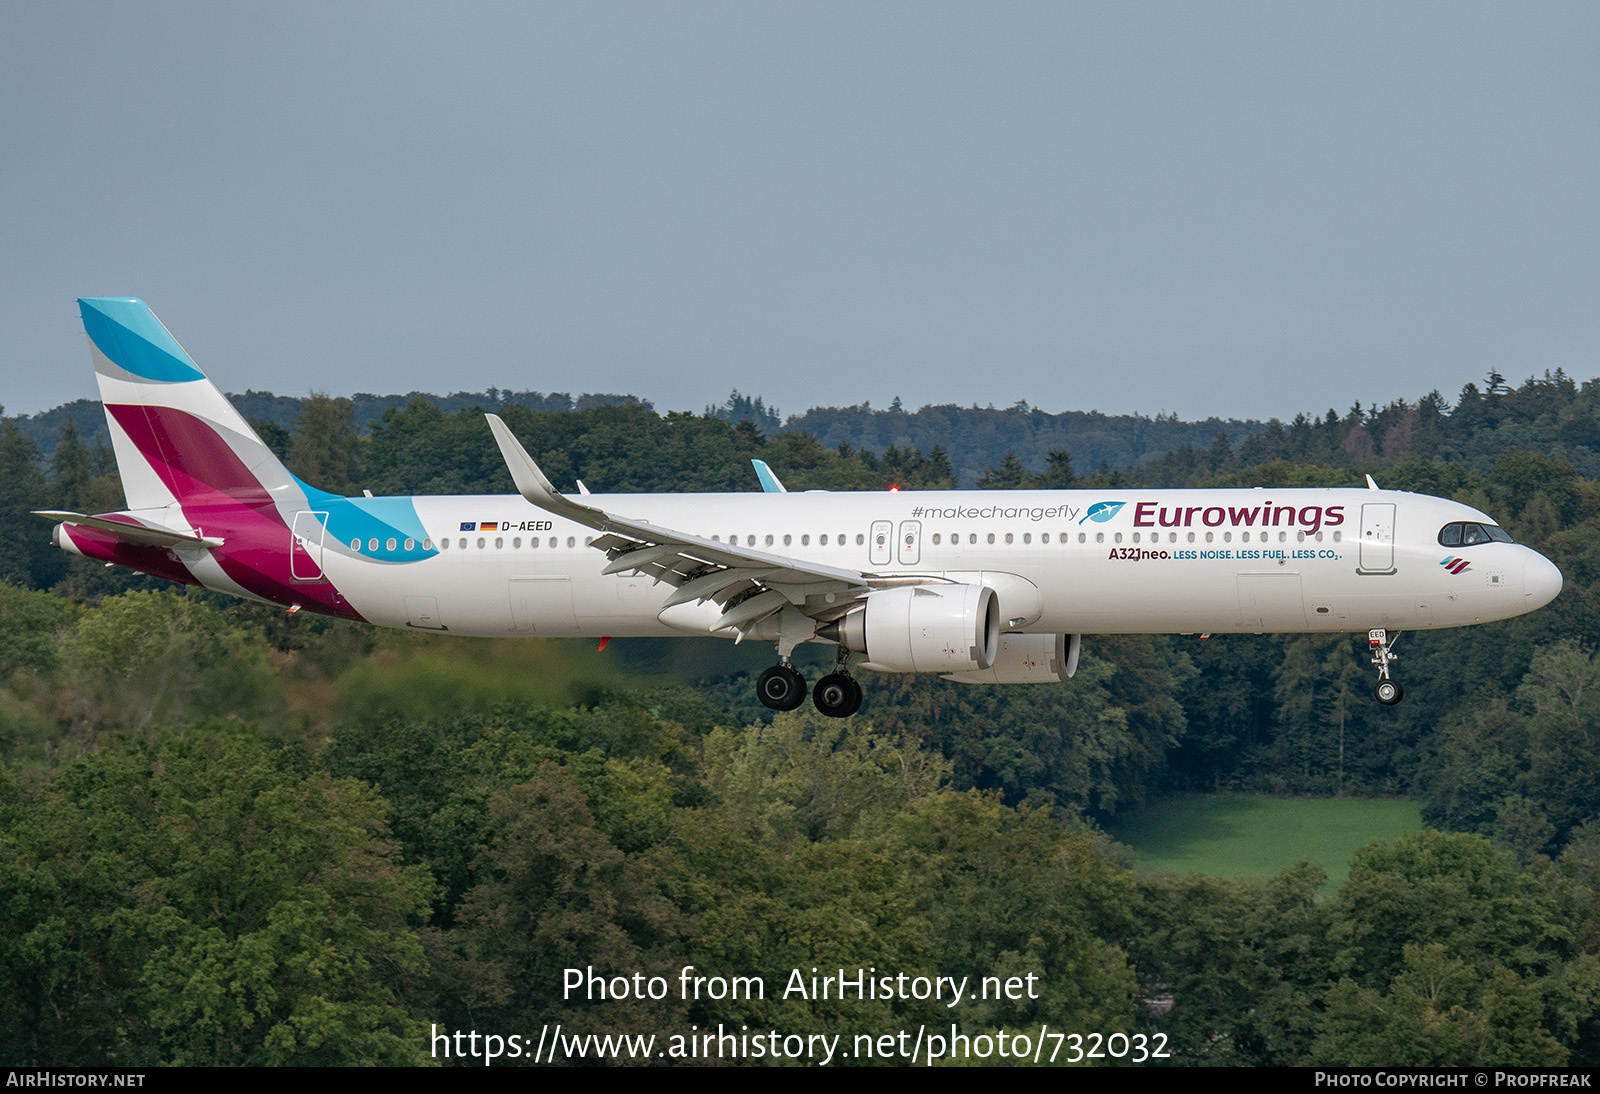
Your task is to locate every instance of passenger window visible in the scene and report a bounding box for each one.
[351,539,361,551]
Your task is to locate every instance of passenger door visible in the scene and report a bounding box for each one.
[1358,503,1396,574]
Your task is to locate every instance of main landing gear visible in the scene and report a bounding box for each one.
[811,671,864,719]
[1368,629,1404,705]
[755,654,863,718]
[756,661,807,711]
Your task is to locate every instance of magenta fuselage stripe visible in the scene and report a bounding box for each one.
[65,526,202,587]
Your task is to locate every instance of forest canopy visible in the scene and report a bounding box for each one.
[4,368,1600,1065]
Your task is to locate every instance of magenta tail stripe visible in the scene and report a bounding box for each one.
[107,403,275,509]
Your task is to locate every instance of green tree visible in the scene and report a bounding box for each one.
[1135,862,1329,1065]
[0,415,63,589]
[1328,831,1570,988]
[1311,944,1565,1066]
[0,725,435,1065]
[893,791,1140,1033]
[62,589,281,739]
[429,762,686,1051]
[977,452,1031,490]
[288,393,363,495]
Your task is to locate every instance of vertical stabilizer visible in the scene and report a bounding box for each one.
[80,297,310,512]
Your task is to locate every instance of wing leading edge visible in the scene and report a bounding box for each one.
[485,414,876,638]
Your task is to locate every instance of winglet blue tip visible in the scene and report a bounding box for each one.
[752,459,787,493]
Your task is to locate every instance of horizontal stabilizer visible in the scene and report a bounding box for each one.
[34,510,222,549]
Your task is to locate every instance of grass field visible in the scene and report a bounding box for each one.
[1104,795,1425,887]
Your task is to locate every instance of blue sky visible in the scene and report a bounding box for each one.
[4,3,1596,423]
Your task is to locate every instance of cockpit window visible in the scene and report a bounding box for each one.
[1438,522,1514,547]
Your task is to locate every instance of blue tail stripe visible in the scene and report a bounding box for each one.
[79,297,206,383]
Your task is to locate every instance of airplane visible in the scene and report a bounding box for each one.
[39,297,1564,717]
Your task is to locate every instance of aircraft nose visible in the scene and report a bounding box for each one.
[1523,551,1563,611]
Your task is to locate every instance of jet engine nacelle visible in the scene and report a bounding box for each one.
[944,633,1081,684]
[838,584,1000,674]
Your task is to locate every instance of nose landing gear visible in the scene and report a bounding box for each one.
[1368,629,1404,705]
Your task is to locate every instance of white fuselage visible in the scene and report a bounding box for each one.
[313,486,1561,642]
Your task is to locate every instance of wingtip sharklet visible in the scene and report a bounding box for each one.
[485,413,599,527]
[486,413,559,503]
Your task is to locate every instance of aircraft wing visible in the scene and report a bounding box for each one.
[486,414,876,634]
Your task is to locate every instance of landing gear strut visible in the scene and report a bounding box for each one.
[1368,629,1404,705]
[756,661,807,711]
